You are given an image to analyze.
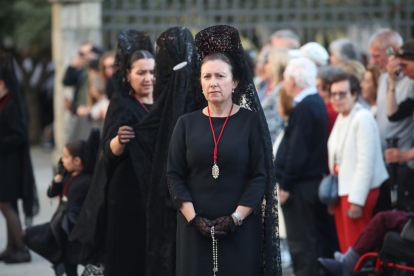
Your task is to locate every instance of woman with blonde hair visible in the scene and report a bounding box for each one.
[262,49,291,142]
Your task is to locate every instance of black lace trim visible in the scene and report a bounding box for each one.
[166,177,185,210]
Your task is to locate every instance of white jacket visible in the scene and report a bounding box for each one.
[328,103,389,206]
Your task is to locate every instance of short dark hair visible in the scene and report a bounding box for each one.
[330,73,361,98]
[396,39,414,61]
[128,50,154,70]
[88,58,100,70]
[65,140,87,166]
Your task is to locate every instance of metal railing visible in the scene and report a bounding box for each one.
[102,0,414,50]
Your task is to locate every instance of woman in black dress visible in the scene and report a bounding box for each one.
[0,58,38,264]
[102,37,154,276]
[167,25,282,276]
[69,29,155,276]
[124,26,195,276]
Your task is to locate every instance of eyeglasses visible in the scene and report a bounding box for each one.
[330,91,349,99]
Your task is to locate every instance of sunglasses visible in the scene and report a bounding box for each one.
[330,91,349,99]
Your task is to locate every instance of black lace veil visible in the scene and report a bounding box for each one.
[184,25,282,276]
[0,51,39,226]
[126,26,194,275]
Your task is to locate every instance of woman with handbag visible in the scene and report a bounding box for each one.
[327,73,388,253]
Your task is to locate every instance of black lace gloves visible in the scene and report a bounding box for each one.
[210,216,237,235]
[188,214,236,238]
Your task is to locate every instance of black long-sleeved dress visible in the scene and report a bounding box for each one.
[167,108,267,276]
[0,94,26,201]
[103,96,152,276]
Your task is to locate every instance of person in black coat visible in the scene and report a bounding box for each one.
[23,130,99,276]
[0,59,38,264]
[275,57,329,276]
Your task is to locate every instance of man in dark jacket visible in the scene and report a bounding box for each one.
[275,57,329,276]
[63,43,99,115]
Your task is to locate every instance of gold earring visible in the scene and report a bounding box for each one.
[232,88,235,93]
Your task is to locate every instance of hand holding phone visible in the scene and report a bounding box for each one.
[386,47,402,76]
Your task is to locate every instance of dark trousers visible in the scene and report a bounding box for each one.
[282,178,328,276]
[65,263,78,276]
[373,179,392,215]
[353,210,408,255]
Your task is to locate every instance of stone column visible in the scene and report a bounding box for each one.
[50,0,102,164]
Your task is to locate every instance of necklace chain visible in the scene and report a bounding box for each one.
[211,226,218,275]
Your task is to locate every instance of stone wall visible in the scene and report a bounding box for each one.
[50,0,102,164]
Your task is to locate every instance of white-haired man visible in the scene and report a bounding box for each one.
[275,57,328,276]
[370,29,414,213]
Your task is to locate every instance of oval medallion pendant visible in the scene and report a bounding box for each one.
[212,163,219,179]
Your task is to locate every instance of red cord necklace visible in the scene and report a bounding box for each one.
[135,97,150,113]
[62,172,82,202]
[208,103,234,179]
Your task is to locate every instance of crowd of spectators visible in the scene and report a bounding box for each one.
[254,28,414,276]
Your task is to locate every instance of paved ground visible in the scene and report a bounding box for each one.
[0,146,293,276]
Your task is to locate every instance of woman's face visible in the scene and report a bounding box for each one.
[200,59,238,105]
[127,58,155,97]
[330,80,357,115]
[360,71,376,104]
[103,56,115,79]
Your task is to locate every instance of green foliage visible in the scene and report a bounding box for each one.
[0,0,51,56]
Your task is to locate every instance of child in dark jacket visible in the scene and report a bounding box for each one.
[23,130,99,276]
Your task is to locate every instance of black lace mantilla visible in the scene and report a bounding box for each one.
[183,25,282,276]
[113,29,154,97]
[126,26,194,276]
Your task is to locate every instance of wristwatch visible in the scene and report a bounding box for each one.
[232,212,243,226]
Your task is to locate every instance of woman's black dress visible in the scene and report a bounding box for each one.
[103,96,152,276]
[167,108,267,276]
[0,95,26,201]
